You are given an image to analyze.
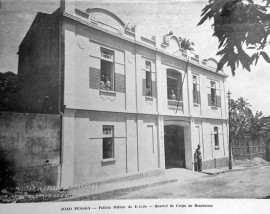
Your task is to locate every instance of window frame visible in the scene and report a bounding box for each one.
[145,60,153,97]
[101,48,114,62]
[210,80,217,107]
[100,47,115,91]
[214,126,219,148]
[102,125,115,160]
[192,74,200,105]
[167,69,182,101]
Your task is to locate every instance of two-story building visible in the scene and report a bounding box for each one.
[17,0,229,187]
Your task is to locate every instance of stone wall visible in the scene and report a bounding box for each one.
[0,112,61,188]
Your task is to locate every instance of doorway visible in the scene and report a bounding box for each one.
[164,125,185,169]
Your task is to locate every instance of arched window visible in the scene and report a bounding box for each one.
[166,69,182,101]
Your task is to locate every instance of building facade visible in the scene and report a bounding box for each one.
[17,1,229,187]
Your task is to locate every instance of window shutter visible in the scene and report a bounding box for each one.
[142,79,146,96]
[216,95,221,107]
[152,81,156,98]
[208,94,211,106]
[89,67,101,89]
[115,73,125,93]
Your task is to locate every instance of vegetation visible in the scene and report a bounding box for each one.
[179,37,195,51]
[198,0,270,75]
[229,97,270,141]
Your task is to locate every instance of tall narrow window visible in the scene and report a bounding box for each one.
[102,126,114,159]
[193,75,200,104]
[214,127,219,147]
[167,69,182,101]
[208,80,221,107]
[210,81,217,106]
[145,61,152,97]
[100,48,114,91]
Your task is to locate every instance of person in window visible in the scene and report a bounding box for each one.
[194,144,202,172]
[100,74,106,90]
[105,77,111,91]
[169,90,176,100]
[146,83,152,96]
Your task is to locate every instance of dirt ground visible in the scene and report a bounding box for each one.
[113,165,270,199]
[1,158,270,202]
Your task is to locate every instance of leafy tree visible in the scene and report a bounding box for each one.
[248,111,270,140]
[0,71,18,110]
[230,97,270,141]
[179,37,195,51]
[198,0,270,75]
[230,97,252,140]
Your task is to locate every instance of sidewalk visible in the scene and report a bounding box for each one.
[57,170,178,201]
[57,164,265,201]
[202,157,270,175]
[201,165,252,175]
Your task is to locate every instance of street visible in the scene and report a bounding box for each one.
[112,166,270,199]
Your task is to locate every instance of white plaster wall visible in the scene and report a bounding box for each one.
[184,126,193,170]
[199,120,228,161]
[157,63,188,116]
[64,23,137,113]
[137,52,158,114]
[137,116,159,172]
[63,110,162,185]
[63,19,228,120]
[126,115,138,173]
[61,109,76,188]
[63,23,76,109]
[189,65,226,119]
[61,18,230,179]
[73,111,127,184]
[157,116,165,169]
[125,51,137,113]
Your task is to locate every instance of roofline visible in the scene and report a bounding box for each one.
[61,11,228,78]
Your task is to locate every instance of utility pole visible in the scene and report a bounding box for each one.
[227,90,232,169]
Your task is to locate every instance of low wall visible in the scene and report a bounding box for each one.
[0,112,61,188]
[202,157,229,170]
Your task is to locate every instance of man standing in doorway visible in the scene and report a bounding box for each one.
[194,144,202,172]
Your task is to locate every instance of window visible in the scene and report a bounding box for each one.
[102,126,114,159]
[100,48,114,91]
[210,81,217,106]
[101,49,113,60]
[208,80,221,107]
[214,127,219,147]
[193,75,200,104]
[167,69,182,101]
[145,61,152,97]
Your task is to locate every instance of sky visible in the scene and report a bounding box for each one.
[1,0,270,115]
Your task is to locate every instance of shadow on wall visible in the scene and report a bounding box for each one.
[0,149,16,190]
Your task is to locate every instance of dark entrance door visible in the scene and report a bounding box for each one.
[164,125,185,169]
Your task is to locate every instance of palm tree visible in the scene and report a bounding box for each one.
[178,37,195,51]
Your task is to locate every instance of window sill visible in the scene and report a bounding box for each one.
[214,146,220,150]
[145,96,154,101]
[168,100,182,105]
[100,90,117,96]
[211,106,218,110]
[101,158,116,163]
[193,103,200,107]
